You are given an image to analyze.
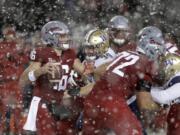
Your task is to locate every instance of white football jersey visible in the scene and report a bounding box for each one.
[94,47,117,68]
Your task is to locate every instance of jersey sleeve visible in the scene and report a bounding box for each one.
[95,57,113,68]
[68,49,76,60]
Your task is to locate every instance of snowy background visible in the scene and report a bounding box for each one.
[0,0,180,46]
[0,1,179,135]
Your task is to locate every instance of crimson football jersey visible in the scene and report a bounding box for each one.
[118,42,137,53]
[83,51,157,135]
[0,41,29,92]
[89,51,156,100]
[30,47,76,103]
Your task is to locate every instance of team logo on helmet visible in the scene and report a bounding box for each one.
[41,21,70,50]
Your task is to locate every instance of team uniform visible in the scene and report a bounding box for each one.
[95,42,136,68]
[23,47,79,135]
[162,73,180,135]
[165,48,180,135]
[153,43,179,131]
[0,41,29,134]
[149,52,180,135]
[95,43,138,106]
[83,51,158,135]
[150,42,180,131]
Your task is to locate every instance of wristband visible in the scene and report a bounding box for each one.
[28,70,36,82]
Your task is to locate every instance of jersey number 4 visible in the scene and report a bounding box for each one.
[107,51,139,77]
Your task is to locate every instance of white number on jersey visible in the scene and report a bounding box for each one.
[49,64,70,91]
[30,49,36,60]
[107,51,139,77]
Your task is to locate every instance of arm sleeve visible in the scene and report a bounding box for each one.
[95,57,113,68]
[150,83,180,105]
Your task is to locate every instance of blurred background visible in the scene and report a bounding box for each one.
[0,0,180,46]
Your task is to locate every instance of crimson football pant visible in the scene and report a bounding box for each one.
[83,94,143,135]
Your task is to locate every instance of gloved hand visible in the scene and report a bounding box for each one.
[50,104,72,120]
[136,79,152,92]
[67,87,80,96]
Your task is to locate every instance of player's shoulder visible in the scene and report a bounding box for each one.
[119,41,137,52]
[30,46,54,62]
[63,48,76,59]
[166,72,180,87]
[34,46,53,53]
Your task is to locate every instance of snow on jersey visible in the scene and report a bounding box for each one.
[30,47,76,103]
[94,42,137,68]
[88,51,158,101]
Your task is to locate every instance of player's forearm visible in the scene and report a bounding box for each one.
[151,83,180,105]
[136,91,159,111]
[73,58,85,75]
[19,69,32,89]
[67,82,95,97]
[136,91,159,129]
[19,63,45,88]
[79,82,95,97]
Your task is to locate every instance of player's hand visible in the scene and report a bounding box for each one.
[41,62,61,78]
[83,63,94,75]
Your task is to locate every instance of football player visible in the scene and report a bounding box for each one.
[0,28,29,134]
[137,26,179,131]
[82,28,109,83]
[1,24,16,42]
[19,21,90,135]
[93,15,137,82]
[137,26,179,55]
[150,53,180,135]
[82,32,165,135]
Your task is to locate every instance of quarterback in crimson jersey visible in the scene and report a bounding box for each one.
[20,21,86,135]
[29,47,76,103]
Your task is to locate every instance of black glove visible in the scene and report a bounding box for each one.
[50,104,72,120]
[67,87,80,96]
[136,80,152,92]
[23,84,34,109]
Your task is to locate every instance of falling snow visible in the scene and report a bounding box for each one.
[0,0,179,135]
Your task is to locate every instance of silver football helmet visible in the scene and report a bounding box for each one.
[137,26,163,40]
[41,21,70,50]
[108,15,131,46]
[137,36,165,60]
